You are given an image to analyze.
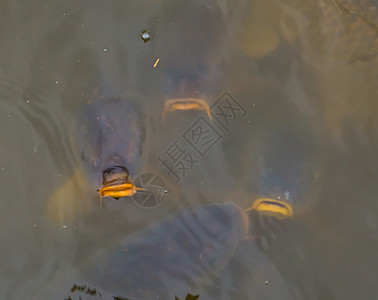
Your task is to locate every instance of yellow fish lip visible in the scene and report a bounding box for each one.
[162,98,212,120]
[246,197,294,219]
[97,182,137,198]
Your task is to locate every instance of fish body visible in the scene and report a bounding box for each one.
[249,116,319,217]
[77,93,145,194]
[235,0,377,215]
[81,203,249,299]
[156,2,225,106]
[238,0,378,63]
[46,91,145,224]
[222,95,320,219]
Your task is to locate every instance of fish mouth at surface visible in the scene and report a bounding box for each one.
[97,182,138,198]
[162,98,212,120]
[246,197,294,219]
[98,166,141,199]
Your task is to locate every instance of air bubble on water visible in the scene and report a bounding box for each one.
[62,225,67,229]
[26,100,30,104]
[33,224,37,228]
[8,113,14,118]
[141,30,151,43]
[1,167,5,171]
[33,145,38,153]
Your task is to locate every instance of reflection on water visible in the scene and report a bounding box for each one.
[0,0,377,299]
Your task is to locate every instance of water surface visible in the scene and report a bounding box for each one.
[0,0,377,299]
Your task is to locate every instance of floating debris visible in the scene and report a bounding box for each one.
[153,58,160,68]
[141,30,151,43]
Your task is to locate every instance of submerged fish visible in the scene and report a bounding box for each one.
[77,90,146,200]
[222,97,320,220]
[234,0,377,216]
[81,203,251,299]
[47,88,146,224]
[247,120,319,219]
[237,0,296,58]
[238,0,378,148]
[238,0,378,60]
[156,2,225,120]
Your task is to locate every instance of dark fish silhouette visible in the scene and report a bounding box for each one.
[77,89,145,200]
[81,203,251,300]
[46,88,146,224]
[156,2,224,119]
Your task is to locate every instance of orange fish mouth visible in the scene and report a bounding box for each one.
[98,182,141,198]
[162,98,212,120]
[246,198,294,219]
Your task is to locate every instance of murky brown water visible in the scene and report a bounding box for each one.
[0,0,377,299]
